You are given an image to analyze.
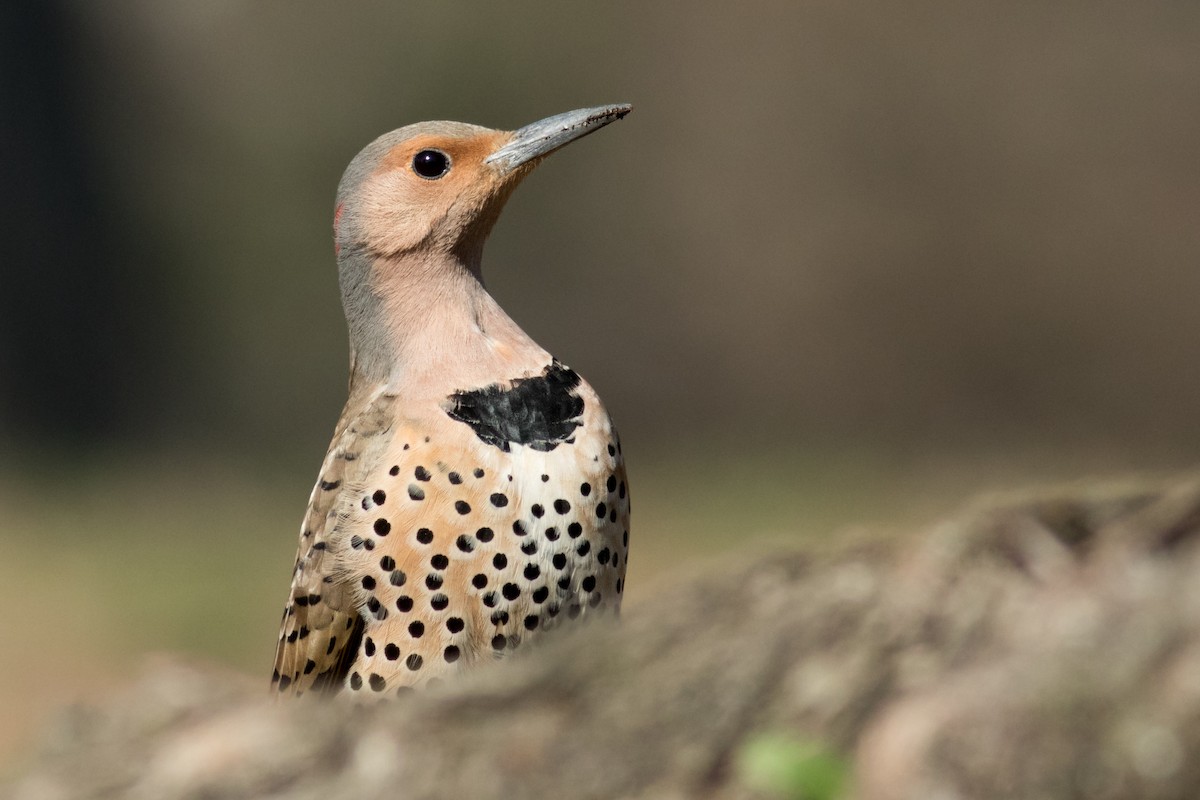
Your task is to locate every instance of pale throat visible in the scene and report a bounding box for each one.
[356,250,550,398]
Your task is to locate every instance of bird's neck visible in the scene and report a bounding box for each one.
[341,248,549,400]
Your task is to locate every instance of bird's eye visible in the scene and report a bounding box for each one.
[412,149,451,179]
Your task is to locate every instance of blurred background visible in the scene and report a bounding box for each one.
[2,0,1199,770]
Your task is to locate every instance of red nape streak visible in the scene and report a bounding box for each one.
[333,203,344,255]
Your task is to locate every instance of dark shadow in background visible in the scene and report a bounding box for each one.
[0,1,155,448]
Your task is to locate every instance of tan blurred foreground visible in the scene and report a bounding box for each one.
[7,441,1193,775]
[9,469,1200,799]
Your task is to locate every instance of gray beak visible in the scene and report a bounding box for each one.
[486,104,632,173]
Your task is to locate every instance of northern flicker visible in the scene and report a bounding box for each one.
[271,105,632,697]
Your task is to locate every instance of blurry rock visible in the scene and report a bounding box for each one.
[10,475,1200,799]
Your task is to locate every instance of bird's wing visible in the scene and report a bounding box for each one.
[271,390,397,696]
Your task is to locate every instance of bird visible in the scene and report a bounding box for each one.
[271,105,633,697]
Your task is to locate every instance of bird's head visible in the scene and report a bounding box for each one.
[329,104,631,387]
[334,105,631,264]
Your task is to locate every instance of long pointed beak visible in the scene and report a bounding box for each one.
[486,104,632,173]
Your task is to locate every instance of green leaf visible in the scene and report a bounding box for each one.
[736,733,850,800]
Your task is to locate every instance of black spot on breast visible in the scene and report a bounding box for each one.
[445,361,584,453]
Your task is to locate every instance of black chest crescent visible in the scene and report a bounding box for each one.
[445,361,585,453]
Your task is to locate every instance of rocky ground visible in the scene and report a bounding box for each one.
[9,474,1200,799]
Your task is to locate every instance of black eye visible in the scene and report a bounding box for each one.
[412,149,450,179]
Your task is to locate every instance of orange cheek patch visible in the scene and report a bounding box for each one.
[376,132,513,180]
[449,132,512,169]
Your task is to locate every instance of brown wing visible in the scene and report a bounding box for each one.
[271,391,397,696]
